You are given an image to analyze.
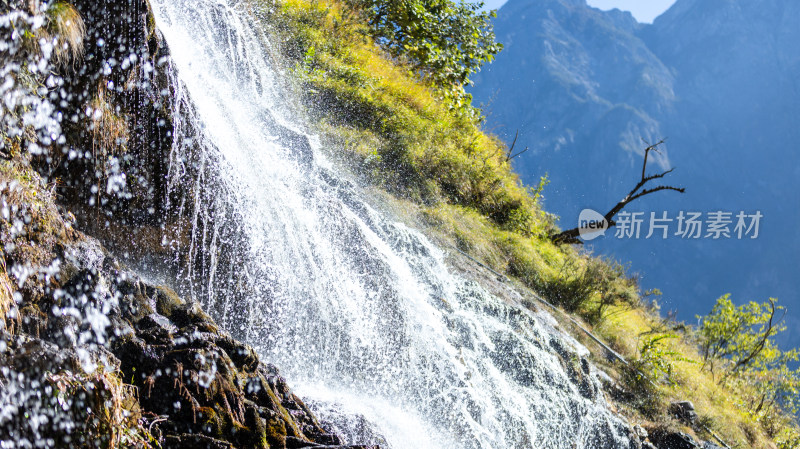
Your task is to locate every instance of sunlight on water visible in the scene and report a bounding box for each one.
[148,0,634,447]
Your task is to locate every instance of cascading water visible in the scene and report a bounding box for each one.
[148,1,634,447]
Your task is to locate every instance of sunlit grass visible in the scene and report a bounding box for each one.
[597,305,788,448]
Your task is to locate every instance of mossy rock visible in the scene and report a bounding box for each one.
[155,285,185,318]
[197,406,225,438]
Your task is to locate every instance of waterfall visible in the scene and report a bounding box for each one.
[147,0,634,447]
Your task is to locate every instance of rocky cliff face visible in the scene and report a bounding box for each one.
[0,1,373,447]
[0,162,372,449]
[470,0,800,340]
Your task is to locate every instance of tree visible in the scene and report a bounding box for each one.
[697,295,797,380]
[550,139,685,244]
[697,295,800,432]
[346,0,502,108]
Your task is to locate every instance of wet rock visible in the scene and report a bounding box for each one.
[700,442,725,449]
[649,430,701,449]
[164,434,236,449]
[0,169,373,448]
[626,424,649,449]
[669,401,698,425]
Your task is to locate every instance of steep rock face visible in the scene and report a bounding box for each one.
[470,0,800,338]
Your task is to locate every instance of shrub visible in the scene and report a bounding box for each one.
[697,295,798,380]
[538,255,638,323]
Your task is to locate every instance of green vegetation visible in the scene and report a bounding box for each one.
[343,0,501,108]
[262,0,800,447]
[698,295,798,382]
[698,296,800,442]
[3,0,798,446]
[46,366,158,448]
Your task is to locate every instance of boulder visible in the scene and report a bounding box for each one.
[669,401,698,424]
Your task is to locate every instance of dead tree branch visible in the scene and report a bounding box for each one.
[551,139,685,244]
[505,130,529,162]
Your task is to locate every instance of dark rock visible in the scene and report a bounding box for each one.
[0,173,370,449]
[164,434,236,449]
[311,446,380,449]
[669,401,698,424]
[700,442,725,449]
[649,430,701,449]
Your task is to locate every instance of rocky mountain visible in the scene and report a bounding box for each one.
[470,0,800,343]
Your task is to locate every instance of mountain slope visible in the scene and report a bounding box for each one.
[471,0,675,206]
[471,0,800,344]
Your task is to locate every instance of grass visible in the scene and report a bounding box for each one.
[268,0,542,225]
[594,304,797,448]
[260,0,800,447]
[0,156,75,269]
[11,0,86,68]
[47,366,158,449]
[89,80,131,157]
[0,252,13,330]
[44,1,86,66]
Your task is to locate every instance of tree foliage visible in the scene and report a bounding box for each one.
[346,0,502,108]
[698,295,797,378]
[697,295,800,429]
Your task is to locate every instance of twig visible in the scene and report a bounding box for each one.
[551,139,684,244]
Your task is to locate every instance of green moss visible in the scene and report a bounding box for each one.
[0,160,76,272]
[154,285,185,318]
[198,406,224,438]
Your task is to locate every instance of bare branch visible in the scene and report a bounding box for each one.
[550,139,684,244]
[508,146,529,161]
[641,138,666,182]
[627,185,686,204]
[726,298,786,378]
[505,130,529,161]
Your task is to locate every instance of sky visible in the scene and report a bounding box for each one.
[482,0,678,24]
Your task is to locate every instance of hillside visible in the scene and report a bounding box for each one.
[0,0,798,448]
[265,1,800,447]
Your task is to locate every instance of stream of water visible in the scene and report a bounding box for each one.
[148,1,634,447]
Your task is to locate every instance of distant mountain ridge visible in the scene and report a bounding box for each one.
[470,0,800,344]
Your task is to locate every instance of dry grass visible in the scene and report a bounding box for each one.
[595,305,785,448]
[43,1,86,66]
[0,253,14,330]
[17,1,86,67]
[89,81,131,156]
[48,366,157,448]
